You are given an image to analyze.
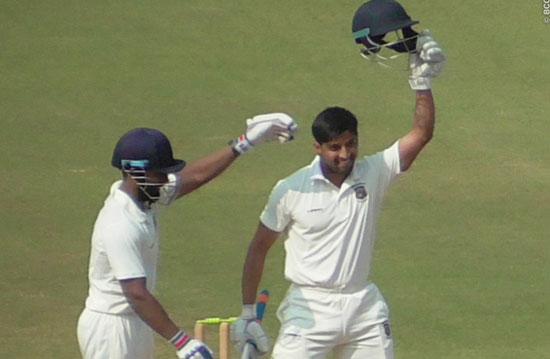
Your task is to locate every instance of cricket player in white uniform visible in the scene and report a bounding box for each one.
[231,31,446,358]
[77,113,297,359]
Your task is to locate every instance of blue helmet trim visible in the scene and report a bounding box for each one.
[353,28,370,40]
[121,159,150,170]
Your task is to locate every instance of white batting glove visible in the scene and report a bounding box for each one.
[171,330,213,359]
[230,305,270,356]
[242,343,261,359]
[409,31,446,90]
[232,113,298,154]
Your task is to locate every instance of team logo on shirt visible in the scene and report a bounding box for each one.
[352,184,368,201]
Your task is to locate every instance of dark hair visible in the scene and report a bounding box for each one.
[311,107,358,144]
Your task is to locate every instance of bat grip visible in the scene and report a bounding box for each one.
[255,289,269,321]
[256,303,266,321]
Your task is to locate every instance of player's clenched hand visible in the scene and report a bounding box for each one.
[232,113,298,154]
[230,305,270,355]
[230,320,270,356]
[175,337,213,359]
[409,31,446,90]
[246,113,298,145]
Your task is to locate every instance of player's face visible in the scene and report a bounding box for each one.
[137,171,169,203]
[315,131,358,177]
[146,171,168,185]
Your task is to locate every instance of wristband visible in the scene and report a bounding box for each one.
[408,77,432,91]
[230,135,254,155]
[241,304,256,320]
[228,141,241,157]
[170,329,191,350]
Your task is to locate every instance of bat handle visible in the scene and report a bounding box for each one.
[255,289,270,321]
[241,289,269,359]
[256,303,266,322]
[241,343,252,359]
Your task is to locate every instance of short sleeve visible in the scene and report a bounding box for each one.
[382,140,402,185]
[259,180,291,233]
[365,140,403,196]
[102,225,146,280]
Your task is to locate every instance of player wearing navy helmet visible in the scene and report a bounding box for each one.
[77,114,297,359]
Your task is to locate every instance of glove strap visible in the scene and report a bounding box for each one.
[170,329,191,350]
[230,135,253,155]
[409,77,432,90]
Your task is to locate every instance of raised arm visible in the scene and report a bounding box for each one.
[175,113,297,198]
[398,90,435,172]
[398,31,446,172]
[177,146,238,196]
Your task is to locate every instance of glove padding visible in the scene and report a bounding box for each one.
[409,31,446,90]
[176,338,213,359]
[230,307,270,356]
[242,342,261,359]
[233,113,298,154]
[247,113,297,145]
[231,320,269,355]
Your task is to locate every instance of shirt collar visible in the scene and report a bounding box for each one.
[310,156,326,182]
[109,181,151,222]
[309,156,362,184]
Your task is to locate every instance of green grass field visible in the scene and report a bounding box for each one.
[1,1,549,358]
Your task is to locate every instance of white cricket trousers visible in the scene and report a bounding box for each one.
[77,308,154,359]
[272,283,393,359]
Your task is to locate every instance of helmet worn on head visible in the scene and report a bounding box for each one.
[352,0,419,56]
[112,128,185,174]
[112,128,186,205]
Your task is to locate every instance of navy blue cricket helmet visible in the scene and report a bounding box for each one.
[352,0,419,56]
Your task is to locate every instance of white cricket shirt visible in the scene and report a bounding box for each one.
[260,141,402,290]
[84,176,179,314]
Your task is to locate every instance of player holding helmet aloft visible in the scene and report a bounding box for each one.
[77,113,297,359]
[231,1,446,358]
